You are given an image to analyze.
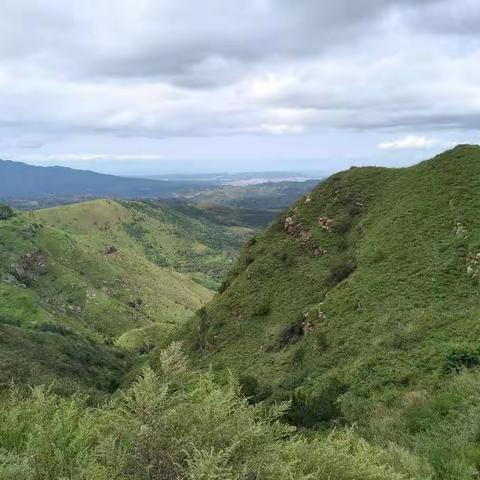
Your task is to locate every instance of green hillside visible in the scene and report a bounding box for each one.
[184,145,480,478]
[0,198,247,394]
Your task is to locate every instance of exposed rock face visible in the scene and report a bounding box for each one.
[301,320,314,335]
[66,304,82,315]
[284,216,326,256]
[455,223,466,236]
[301,306,326,335]
[23,251,46,269]
[9,250,47,285]
[466,252,480,278]
[284,216,300,236]
[318,216,333,232]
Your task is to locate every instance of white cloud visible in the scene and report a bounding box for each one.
[1,0,480,171]
[378,136,438,150]
[252,123,305,135]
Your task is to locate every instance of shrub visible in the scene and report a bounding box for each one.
[253,299,271,316]
[326,254,356,285]
[34,323,73,336]
[332,214,354,234]
[336,237,349,252]
[286,377,347,427]
[0,203,14,220]
[218,279,230,293]
[123,222,147,240]
[244,254,255,267]
[0,315,21,327]
[0,345,413,480]
[147,251,169,267]
[238,374,272,403]
[267,319,304,351]
[446,347,480,372]
[371,248,387,264]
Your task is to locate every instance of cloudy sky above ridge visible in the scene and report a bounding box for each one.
[1,0,480,174]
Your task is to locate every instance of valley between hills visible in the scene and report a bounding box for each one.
[2,146,480,479]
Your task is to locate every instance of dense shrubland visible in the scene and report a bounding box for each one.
[0,343,426,480]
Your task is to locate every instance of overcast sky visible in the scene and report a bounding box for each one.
[1,0,479,174]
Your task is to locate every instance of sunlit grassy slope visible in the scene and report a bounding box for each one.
[0,198,246,394]
[183,145,480,477]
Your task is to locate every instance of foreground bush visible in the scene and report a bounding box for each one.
[0,344,420,479]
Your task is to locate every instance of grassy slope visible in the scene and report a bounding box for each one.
[0,199,220,393]
[116,200,246,288]
[184,145,480,477]
[186,180,318,210]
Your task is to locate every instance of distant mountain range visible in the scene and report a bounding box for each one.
[0,159,192,200]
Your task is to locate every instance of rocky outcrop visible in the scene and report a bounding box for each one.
[466,252,480,278]
[284,216,326,256]
[455,223,466,236]
[318,216,333,232]
[9,250,47,285]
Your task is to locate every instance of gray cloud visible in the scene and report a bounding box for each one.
[0,0,480,171]
[0,0,444,84]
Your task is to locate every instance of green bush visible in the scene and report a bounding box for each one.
[218,279,230,293]
[327,253,356,285]
[146,250,170,267]
[253,299,271,316]
[266,319,304,351]
[246,236,257,247]
[0,344,415,480]
[286,377,347,427]
[446,347,480,372]
[34,323,73,336]
[123,222,147,240]
[0,203,14,220]
[238,374,272,403]
[332,214,354,234]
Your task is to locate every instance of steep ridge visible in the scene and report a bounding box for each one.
[183,145,480,476]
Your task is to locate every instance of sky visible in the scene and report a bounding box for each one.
[1,0,480,175]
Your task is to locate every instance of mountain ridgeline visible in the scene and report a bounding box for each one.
[0,159,192,201]
[4,146,480,478]
[183,145,480,477]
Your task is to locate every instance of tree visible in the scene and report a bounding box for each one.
[0,203,14,220]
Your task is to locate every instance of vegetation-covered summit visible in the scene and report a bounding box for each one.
[184,145,480,478]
